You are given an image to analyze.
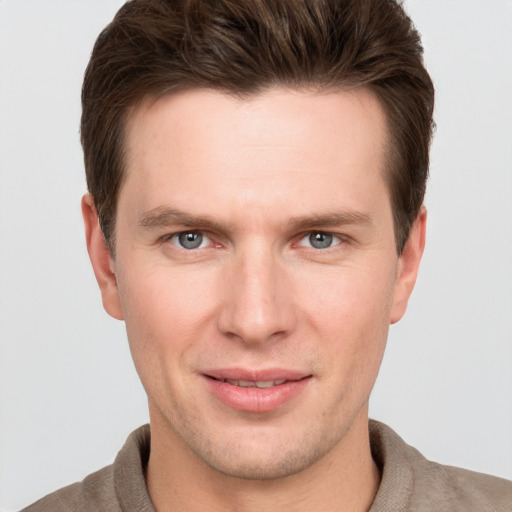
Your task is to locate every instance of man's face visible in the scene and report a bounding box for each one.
[85,88,424,479]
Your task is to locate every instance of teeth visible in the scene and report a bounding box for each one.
[255,380,275,388]
[223,379,286,388]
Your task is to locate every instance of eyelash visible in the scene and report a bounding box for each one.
[165,231,214,250]
[163,230,346,251]
[297,231,344,250]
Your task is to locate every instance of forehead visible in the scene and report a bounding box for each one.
[125,86,387,156]
[120,87,390,224]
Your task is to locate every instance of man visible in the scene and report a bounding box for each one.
[22,0,512,510]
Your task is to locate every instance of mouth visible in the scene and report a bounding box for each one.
[203,370,312,413]
[208,377,287,388]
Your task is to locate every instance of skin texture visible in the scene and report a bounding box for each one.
[83,87,426,512]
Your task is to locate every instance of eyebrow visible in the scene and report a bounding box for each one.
[287,211,373,231]
[138,207,229,232]
[138,206,373,232]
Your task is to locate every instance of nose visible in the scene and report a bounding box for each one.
[216,243,296,345]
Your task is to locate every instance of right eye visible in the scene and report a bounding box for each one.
[297,231,343,250]
[170,231,210,250]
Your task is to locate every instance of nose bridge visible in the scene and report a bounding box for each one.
[217,239,295,344]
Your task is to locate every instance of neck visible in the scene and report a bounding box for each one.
[146,408,380,512]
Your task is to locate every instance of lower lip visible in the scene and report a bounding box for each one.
[204,377,311,413]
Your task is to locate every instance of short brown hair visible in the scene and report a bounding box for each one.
[81,0,434,254]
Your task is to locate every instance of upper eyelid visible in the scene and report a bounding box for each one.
[165,230,217,249]
[296,230,346,240]
[163,228,208,239]
[161,229,348,248]
[297,231,344,243]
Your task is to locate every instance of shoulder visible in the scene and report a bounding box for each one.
[20,465,117,512]
[369,420,512,512]
[20,425,152,512]
[410,455,512,511]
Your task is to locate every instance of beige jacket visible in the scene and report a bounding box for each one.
[22,421,512,511]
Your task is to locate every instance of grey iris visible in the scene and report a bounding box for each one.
[178,232,203,249]
[309,232,333,249]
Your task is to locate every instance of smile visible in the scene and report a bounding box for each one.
[216,379,287,388]
[204,372,311,413]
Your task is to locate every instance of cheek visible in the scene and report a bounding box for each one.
[297,265,395,377]
[120,261,215,326]
[300,263,396,328]
[116,264,218,380]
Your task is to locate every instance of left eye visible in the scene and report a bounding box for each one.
[299,232,341,249]
[171,231,210,250]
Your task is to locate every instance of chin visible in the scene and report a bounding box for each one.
[199,449,321,481]
[184,426,339,481]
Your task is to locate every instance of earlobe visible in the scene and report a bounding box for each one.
[390,206,427,324]
[82,194,124,320]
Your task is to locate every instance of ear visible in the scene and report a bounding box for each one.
[82,194,124,320]
[390,206,427,324]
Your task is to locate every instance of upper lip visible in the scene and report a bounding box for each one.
[203,368,311,382]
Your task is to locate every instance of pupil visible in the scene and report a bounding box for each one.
[310,232,332,249]
[179,232,203,249]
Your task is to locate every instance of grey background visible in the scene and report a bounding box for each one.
[1,1,511,510]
